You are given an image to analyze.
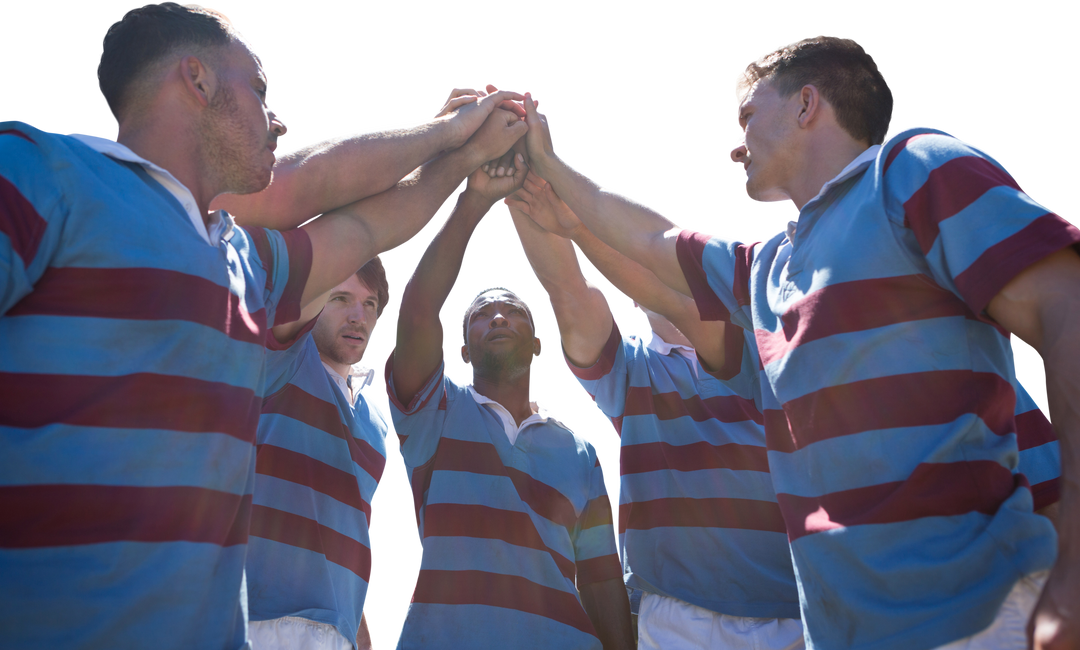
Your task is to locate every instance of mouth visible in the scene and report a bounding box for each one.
[485,330,514,342]
[343,333,366,345]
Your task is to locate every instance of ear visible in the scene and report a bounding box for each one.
[533,337,541,357]
[180,55,214,108]
[461,344,471,364]
[796,84,821,129]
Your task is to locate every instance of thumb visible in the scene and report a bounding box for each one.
[523,92,541,128]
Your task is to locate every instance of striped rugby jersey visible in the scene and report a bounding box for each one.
[386,359,623,650]
[0,123,311,649]
[1013,381,1060,510]
[675,128,1076,650]
[248,332,387,642]
[567,322,799,618]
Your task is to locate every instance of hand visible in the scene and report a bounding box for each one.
[481,85,527,178]
[463,108,528,169]
[522,92,556,176]
[466,154,527,204]
[434,88,480,119]
[504,171,581,238]
[1029,561,1080,650]
[437,88,525,151]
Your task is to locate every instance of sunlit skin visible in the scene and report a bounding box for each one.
[729,79,800,203]
[312,274,380,379]
[461,290,540,383]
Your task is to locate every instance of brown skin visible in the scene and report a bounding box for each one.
[517,86,1080,647]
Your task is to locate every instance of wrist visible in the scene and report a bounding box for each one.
[458,186,498,212]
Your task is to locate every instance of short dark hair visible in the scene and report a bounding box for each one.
[462,287,534,344]
[741,37,893,145]
[356,257,389,317]
[99,3,235,119]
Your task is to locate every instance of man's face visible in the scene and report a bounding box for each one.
[730,78,800,202]
[312,274,380,367]
[462,290,539,375]
[199,41,286,195]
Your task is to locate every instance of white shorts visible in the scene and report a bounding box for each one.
[637,591,804,650]
[933,571,1048,650]
[249,616,353,650]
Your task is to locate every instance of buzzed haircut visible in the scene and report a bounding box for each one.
[462,287,535,344]
[356,256,390,317]
[741,36,893,145]
[98,2,235,119]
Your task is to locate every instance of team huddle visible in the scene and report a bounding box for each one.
[0,3,1077,650]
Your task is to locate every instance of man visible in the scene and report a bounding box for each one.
[386,162,634,649]
[246,257,391,650]
[516,37,1079,650]
[506,173,804,649]
[0,3,526,647]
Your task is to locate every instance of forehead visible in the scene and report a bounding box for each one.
[330,274,376,300]
[469,291,528,313]
[738,78,779,111]
[221,40,264,80]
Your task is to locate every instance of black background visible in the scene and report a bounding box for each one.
[10,7,1071,643]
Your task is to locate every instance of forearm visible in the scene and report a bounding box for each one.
[215,121,459,229]
[579,578,635,650]
[1041,331,1080,563]
[356,612,373,650]
[533,155,690,296]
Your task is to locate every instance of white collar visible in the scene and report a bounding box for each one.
[466,386,564,445]
[644,330,695,357]
[69,134,232,246]
[322,361,374,407]
[791,144,881,240]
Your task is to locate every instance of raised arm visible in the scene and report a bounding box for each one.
[391,155,527,405]
[509,173,731,371]
[506,186,611,368]
[520,95,691,298]
[213,89,524,229]
[298,108,526,312]
[986,248,1080,650]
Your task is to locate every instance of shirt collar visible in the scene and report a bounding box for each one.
[644,330,695,357]
[466,386,565,445]
[69,134,233,246]
[806,144,880,207]
[321,361,373,407]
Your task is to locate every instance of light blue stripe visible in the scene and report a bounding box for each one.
[621,467,775,502]
[420,537,575,592]
[398,602,600,650]
[252,474,370,543]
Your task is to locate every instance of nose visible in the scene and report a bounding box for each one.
[488,310,509,327]
[270,112,287,137]
[730,143,747,163]
[347,303,366,324]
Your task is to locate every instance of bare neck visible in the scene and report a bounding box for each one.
[117,112,216,224]
[473,370,534,426]
[789,133,871,210]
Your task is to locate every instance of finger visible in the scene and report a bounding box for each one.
[448,96,477,110]
[523,174,544,194]
[523,92,541,127]
[486,84,499,94]
[498,100,527,118]
[485,90,526,108]
[495,150,515,177]
[447,87,478,101]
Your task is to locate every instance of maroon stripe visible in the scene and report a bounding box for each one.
[566,323,621,381]
[620,496,785,533]
[882,133,932,174]
[249,504,370,580]
[1016,408,1057,451]
[624,386,761,424]
[705,323,747,381]
[6,266,266,345]
[350,437,386,483]
[0,484,250,548]
[0,372,259,442]
[755,274,972,367]
[578,495,613,530]
[246,227,275,293]
[0,129,36,144]
[763,409,796,454]
[954,214,1080,315]
[621,440,770,475]
[576,553,623,585]
[732,243,755,307]
[903,155,1023,255]
[423,503,576,581]
[677,230,731,322]
[263,383,347,439]
[409,459,436,525]
[1031,478,1060,512]
[433,437,580,529]
[274,228,313,326]
[782,370,1014,451]
[778,460,1019,541]
[256,445,371,521]
[413,569,597,636]
[0,173,48,268]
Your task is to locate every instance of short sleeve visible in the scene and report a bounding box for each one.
[1012,381,1060,511]
[0,125,65,314]
[882,130,1080,315]
[384,354,451,469]
[241,225,313,329]
[675,230,757,331]
[261,330,318,399]
[565,322,632,423]
[571,453,622,586]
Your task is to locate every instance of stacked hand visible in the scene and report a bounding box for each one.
[434,86,526,153]
[505,172,581,238]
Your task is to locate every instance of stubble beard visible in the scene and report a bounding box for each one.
[200,84,270,195]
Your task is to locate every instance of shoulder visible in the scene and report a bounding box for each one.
[878,128,1006,181]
